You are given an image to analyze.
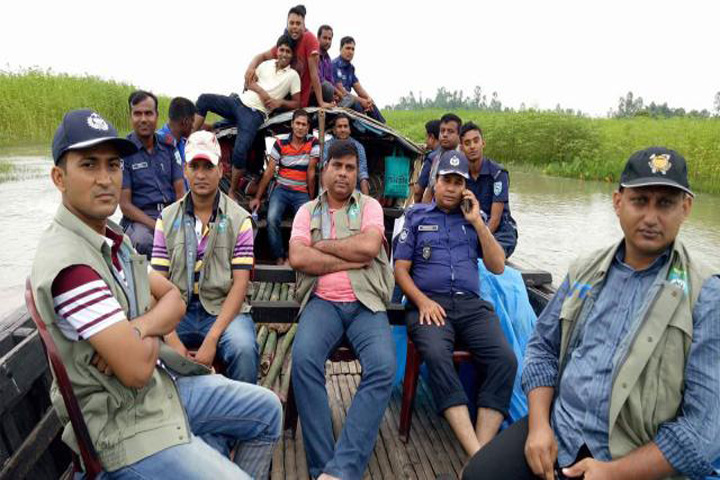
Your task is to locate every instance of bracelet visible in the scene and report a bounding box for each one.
[132,326,143,339]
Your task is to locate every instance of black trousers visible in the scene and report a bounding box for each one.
[462,417,592,479]
[407,294,517,415]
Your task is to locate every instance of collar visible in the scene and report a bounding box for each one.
[613,242,671,274]
[54,203,125,257]
[478,156,492,176]
[319,50,331,61]
[184,191,221,222]
[127,131,161,152]
[275,60,292,73]
[318,189,361,211]
[334,57,352,68]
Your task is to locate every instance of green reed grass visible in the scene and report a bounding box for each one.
[384,110,720,195]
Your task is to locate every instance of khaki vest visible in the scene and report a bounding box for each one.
[557,238,714,470]
[295,191,394,312]
[160,192,252,315]
[30,204,208,472]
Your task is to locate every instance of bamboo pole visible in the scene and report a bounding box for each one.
[279,350,293,403]
[260,330,278,376]
[256,325,268,353]
[269,282,282,302]
[280,283,289,301]
[262,324,297,388]
[261,282,274,301]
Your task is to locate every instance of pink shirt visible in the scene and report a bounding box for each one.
[290,197,385,302]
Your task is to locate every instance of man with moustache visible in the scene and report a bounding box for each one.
[394,150,516,457]
[462,147,720,480]
[151,131,258,384]
[316,24,339,105]
[419,112,462,203]
[120,90,185,258]
[459,122,518,257]
[194,34,301,201]
[289,139,396,479]
[332,36,385,123]
[30,109,281,478]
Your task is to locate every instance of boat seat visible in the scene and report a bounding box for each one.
[24,278,104,479]
[398,337,472,443]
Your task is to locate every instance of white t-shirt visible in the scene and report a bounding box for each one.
[241,60,301,115]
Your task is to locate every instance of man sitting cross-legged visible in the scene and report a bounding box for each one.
[394,150,517,458]
[151,131,259,384]
[289,139,396,479]
[31,109,281,479]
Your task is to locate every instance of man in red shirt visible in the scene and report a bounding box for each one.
[245,5,334,109]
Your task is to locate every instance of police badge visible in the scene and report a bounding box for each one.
[422,244,432,260]
[493,181,503,196]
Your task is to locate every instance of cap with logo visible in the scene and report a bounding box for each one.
[436,150,469,180]
[185,131,222,166]
[52,109,137,164]
[620,146,693,197]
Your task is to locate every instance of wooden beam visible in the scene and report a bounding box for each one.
[0,408,62,480]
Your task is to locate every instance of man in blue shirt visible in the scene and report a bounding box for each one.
[460,122,518,258]
[157,97,196,190]
[462,147,720,480]
[413,119,440,203]
[332,36,385,123]
[394,150,517,457]
[419,113,462,203]
[322,113,369,194]
[120,90,185,258]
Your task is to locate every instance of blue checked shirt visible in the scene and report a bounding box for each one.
[522,245,720,478]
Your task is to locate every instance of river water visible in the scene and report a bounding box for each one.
[1,151,718,318]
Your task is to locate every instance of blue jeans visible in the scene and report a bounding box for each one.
[176,298,259,384]
[196,93,265,169]
[267,187,309,260]
[292,297,396,479]
[101,374,282,479]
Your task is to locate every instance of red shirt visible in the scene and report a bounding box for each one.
[271,30,320,107]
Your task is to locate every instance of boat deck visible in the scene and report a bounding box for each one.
[271,360,469,480]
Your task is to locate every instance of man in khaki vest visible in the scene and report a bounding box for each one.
[31,109,281,478]
[288,139,396,480]
[462,147,720,480]
[151,131,258,384]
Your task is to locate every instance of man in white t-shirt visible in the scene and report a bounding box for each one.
[193,34,301,200]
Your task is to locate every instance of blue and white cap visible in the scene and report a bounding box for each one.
[436,150,469,180]
[52,109,137,164]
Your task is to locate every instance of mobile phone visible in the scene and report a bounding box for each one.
[461,198,472,214]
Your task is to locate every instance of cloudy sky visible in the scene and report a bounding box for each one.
[3,0,718,116]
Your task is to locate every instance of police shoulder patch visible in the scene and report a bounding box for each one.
[493,181,503,196]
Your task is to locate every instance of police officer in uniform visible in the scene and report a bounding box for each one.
[394,150,518,458]
[120,90,185,258]
[459,122,518,257]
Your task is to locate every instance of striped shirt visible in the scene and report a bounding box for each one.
[50,228,128,341]
[151,203,254,296]
[270,135,319,193]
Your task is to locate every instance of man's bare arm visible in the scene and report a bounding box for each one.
[562,443,675,480]
[244,50,274,88]
[307,158,318,199]
[313,229,383,263]
[289,239,367,275]
[308,53,332,107]
[173,179,185,200]
[488,202,504,233]
[120,188,156,230]
[131,271,186,338]
[208,270,249,340]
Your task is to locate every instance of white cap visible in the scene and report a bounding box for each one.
[185,131,221,166]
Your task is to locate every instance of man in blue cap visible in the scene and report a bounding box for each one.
[394,150,517,457]
[462,147,720,480]
[30,109,282,478]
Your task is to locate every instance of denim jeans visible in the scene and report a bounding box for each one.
[101,374,282,479]
[196,93,265,169]
[176,298,259,384]
[292,297,396,479]
[267,186,309,260]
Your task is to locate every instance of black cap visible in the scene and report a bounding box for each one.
[52,109,137,164]
[620,147,693,197]
[436,150,469,180]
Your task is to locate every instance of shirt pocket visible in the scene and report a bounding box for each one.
[415,230,441,261]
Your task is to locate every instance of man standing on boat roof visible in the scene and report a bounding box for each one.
[462,147,720,480]
[413,119,441,203]
[289,139,396,480]
[332,36,386,123]
[418,112,462,203]
[316,24,340,104]
[157,96,196,189]
[150,131,259,384]
[394,150,517,458]
[245,5,334,110]
[459,122,518,258]
[31,109,281,478]
[322,112,370,194]
[194,34,301,202]
[120,90,185,259]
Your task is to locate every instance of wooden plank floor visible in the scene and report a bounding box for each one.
[271,361,468,479]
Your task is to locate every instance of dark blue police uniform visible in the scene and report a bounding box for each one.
[394,202,517,415]
[121,132,184,256]
[466,157,518,258]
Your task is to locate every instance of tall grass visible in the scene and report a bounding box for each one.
[0,69,171,146]
[384,110,720,194]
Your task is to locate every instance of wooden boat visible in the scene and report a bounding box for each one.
[0,108,555,478]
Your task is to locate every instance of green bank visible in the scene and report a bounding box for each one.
[385,110,720,195]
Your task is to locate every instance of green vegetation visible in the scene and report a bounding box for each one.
[0,69,171,146]
[385,110,720,194]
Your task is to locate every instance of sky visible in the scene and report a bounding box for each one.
[2,0,719,117]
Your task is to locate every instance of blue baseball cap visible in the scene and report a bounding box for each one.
[52,109,137,164]
[436,150,469,180]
